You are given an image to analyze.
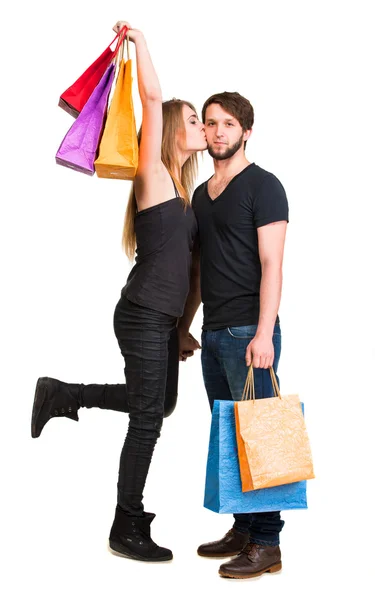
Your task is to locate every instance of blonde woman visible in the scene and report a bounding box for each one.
[31,21,206,562]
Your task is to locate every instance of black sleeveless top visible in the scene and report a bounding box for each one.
[122,181,198,317]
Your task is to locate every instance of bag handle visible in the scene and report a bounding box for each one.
[269,367,281,398]
[111,26,129,63]
[115,30,130,68]
[241,364,255,401]
[109,25,128,51]
[241,365,281,402]
[125,31,130,61]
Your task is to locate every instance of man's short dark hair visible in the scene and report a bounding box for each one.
[202,92,254,148]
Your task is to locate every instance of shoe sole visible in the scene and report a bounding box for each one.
[197,550,241,558]
[31,378,48,438]
[219,562,282,579]
[108,541,173,563]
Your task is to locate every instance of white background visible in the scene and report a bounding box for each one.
[1,0,374,597]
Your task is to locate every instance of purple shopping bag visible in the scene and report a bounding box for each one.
[56,63,116,175]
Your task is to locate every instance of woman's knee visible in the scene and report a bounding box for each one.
[128,413,164,438]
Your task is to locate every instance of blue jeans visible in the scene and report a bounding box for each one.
[201,324,285,546]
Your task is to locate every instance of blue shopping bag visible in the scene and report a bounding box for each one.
[204,400,308,513]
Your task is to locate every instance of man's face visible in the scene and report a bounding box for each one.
[204,103,250,160]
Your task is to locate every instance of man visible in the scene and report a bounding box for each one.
[178,91,289,579]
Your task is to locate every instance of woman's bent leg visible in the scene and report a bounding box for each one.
[31,322,179,438]
[83,325,179,418]
[31,323,179,438]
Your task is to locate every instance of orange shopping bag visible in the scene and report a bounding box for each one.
[235,365,314,492]
[95,36,138,180]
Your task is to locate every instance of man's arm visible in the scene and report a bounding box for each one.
[177,240,202,360]
[245,220,287,368]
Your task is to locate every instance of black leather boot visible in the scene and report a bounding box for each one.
[109,506,173,562]
[31,377,81,438]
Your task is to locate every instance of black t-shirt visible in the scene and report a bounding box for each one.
[192,163,289,330]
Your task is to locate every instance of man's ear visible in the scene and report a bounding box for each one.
[243,128,252,142]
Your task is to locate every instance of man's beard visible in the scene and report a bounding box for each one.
[207,134,243,160]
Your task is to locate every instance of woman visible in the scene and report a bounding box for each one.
[31,21,206,562]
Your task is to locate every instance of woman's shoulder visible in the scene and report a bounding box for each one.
[134,165,177,212]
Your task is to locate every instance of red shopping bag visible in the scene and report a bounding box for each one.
[58,26,127,118]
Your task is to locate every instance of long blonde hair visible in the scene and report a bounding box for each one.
[123,99,198,259]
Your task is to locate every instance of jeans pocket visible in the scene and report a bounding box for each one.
[227,325,258,339]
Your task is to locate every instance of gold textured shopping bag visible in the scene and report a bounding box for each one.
[235,366,314,492]
[95,35,138,179]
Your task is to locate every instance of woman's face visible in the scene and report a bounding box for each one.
[177,104,207,153]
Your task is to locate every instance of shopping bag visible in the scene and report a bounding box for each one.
[94,37,138,180]
[203,399,308,514]
[235,366,314,492]
[55,63,116,175]
[59,26,127,118]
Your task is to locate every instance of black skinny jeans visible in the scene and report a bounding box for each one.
[110,294,178,516]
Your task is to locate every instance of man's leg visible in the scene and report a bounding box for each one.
[218,324,284,544]
[200,330,232,409]
[196,329,251,558]
[217,324,284,578]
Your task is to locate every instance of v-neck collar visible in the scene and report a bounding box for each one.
[205,162,255,204]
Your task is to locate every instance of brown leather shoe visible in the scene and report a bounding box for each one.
[219,542,282,578]
[197,528,250,558]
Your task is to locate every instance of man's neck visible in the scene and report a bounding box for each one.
[212,154,251,180]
